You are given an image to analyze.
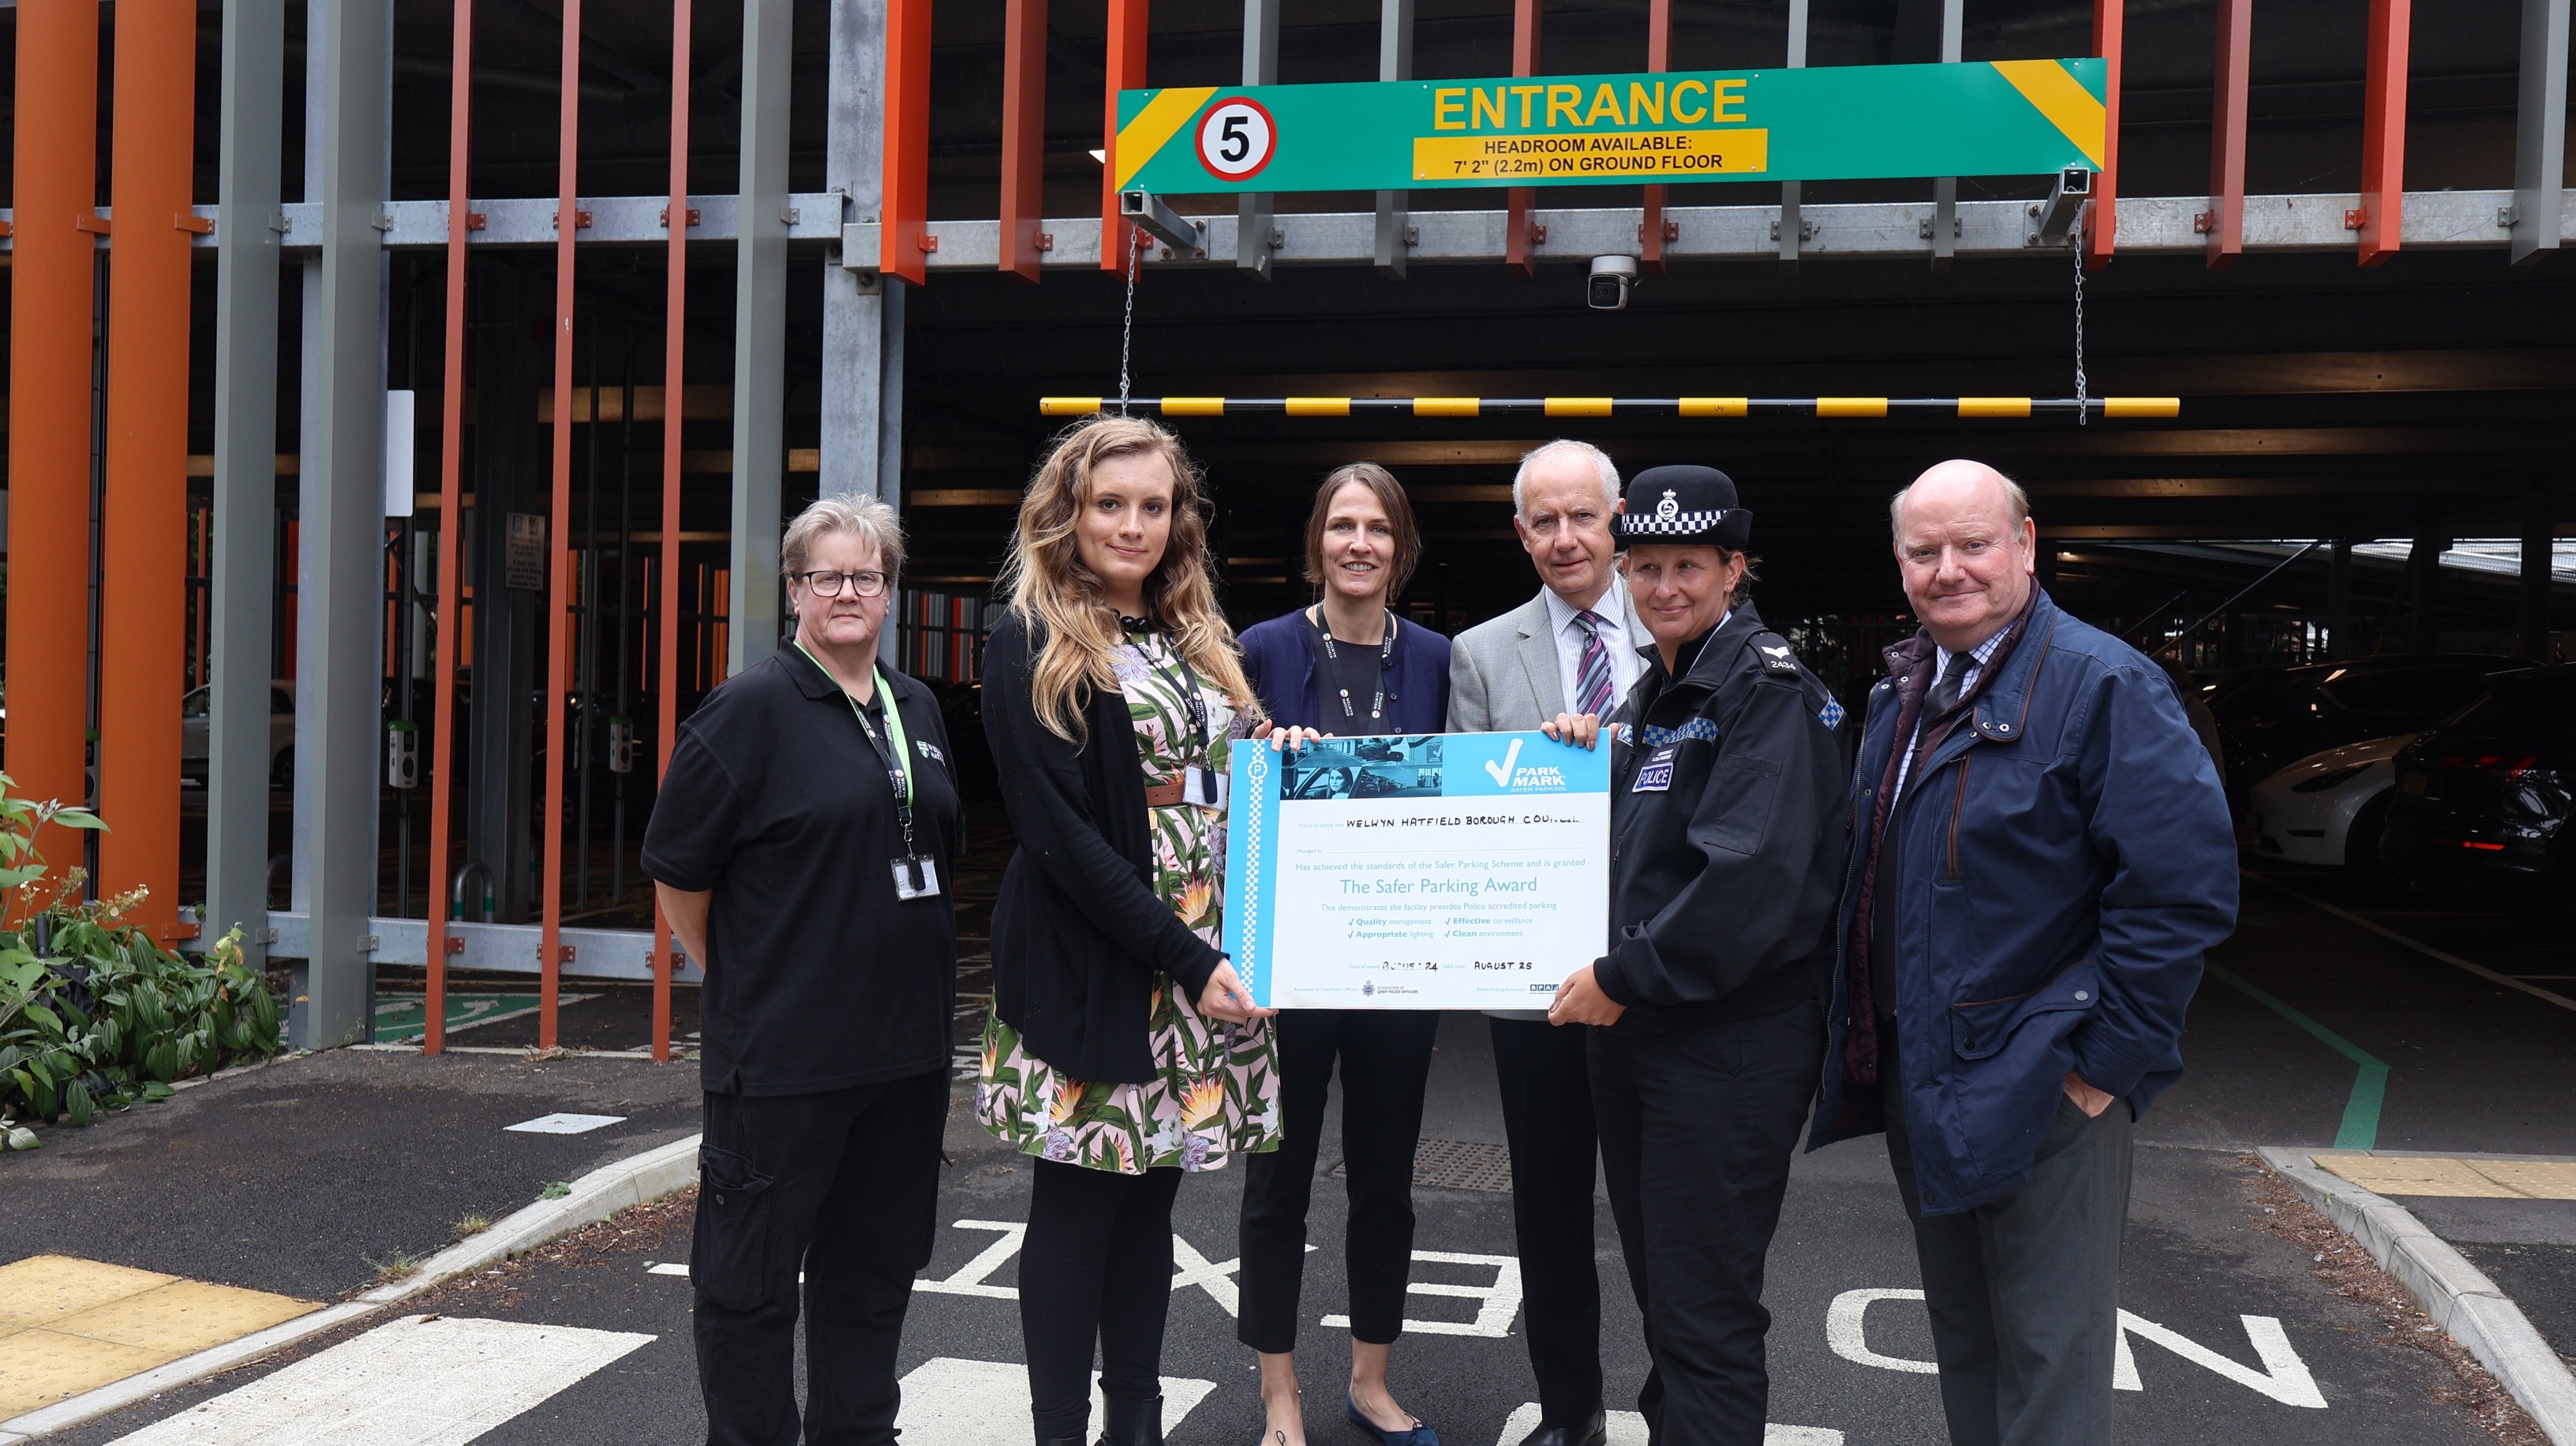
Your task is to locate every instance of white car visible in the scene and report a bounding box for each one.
[2247,732,2416,869]
[181,681,298,790]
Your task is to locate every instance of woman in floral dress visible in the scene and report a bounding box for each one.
[978,415,1294,1446]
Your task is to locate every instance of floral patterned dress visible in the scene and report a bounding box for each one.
[975,630,1283,1174]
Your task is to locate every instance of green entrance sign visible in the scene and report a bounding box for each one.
[1114,58,2105,196]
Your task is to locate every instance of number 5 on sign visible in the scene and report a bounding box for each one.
[1197,98,1276,181]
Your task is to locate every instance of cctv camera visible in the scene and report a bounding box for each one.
[1586,255,1638,311]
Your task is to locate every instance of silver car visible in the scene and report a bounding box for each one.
[180,682,298,791]
[2247,732,2416,870]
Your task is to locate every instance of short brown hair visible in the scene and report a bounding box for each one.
[1301,463,1424,601]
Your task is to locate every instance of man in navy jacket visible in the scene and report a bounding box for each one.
[1807,460,2236,1446]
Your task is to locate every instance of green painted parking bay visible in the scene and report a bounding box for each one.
[370,991,596,1044]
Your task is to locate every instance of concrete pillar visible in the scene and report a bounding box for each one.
[2327,539,2355,659]
[821,0,889,504]
[2521,492,2555,661]
[467,264,540,923]
[730,0,794,674]
[206,0,286,963]
[2408,532,2450,654]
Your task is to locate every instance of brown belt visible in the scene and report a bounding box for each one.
[1142,778,1191,807]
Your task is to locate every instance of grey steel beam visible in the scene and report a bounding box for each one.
[297,0,392,1049]
[820,0,889,502]
[1778,0,1810,270]
[731,0,793,673]
[206,0,285,966]
[1374,0,1415,278]
[1239,0,1281,280]
[2511,0,2570,264]
[841,189,2563,269]
[252,911,706,983]
[1931,0,1962,268]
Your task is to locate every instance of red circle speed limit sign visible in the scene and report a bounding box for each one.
[1196,98,1276,182]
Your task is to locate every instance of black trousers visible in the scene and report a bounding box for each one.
[1882,1031,2134,1446]
[1591,1000,1822,1446]
[1237,1007,1440,1353]
[1489,1014,1604,1425]
[693,1069,949,1446]
[1020,1159,1187,1438]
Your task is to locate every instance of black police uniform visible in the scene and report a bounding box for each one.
[642,644,964,1446]
[1588,467,1854,1446]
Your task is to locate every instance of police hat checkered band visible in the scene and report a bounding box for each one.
[1617,508,1740,538]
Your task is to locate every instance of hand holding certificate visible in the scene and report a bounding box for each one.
[1223,730,1610,1009]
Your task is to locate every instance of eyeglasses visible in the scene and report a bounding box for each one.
[797,569,890,598]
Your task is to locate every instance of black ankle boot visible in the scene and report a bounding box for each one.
[1037,1436,1083,1446]
[1097,1393,1165,1446]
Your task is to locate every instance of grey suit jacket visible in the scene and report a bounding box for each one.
[1449,578,1645,733]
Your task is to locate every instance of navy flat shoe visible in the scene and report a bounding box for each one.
[1344,1394,1439,1446]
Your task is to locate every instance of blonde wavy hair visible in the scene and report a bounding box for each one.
[1001,416,1259,742]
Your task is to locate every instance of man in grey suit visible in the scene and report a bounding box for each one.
[1449,438,1641,1446]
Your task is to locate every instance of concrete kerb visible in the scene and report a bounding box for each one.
[0,1132,704,1443]
[2258,1144,2576,1444]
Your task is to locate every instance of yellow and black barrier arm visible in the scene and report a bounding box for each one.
[1038,395,2181,419]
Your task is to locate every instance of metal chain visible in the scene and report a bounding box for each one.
[1118,226,1140,414]
[2071,235,2089,426]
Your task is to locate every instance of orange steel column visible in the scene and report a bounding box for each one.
[96,0,200,942]
[650,0,695,1065]
[1639,0,1671,272]
[2084,0,2123,269]
[6,2,100,848]
[2358,0,2411,267]
[539,0,586,1049]
[1505,0,1541,278]
[425,0,477,1057]
[1000,0,1050,283]
[882,0,934,284]
[1099,0,1148,272]
[2205,0,2251,268]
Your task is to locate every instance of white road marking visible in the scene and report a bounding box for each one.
[912,1219,1026,1298]
[1824,1289,1938,1374]
[2115,1310,2327,1408]
[1496,1405,1840,1444]
[1323,1250,1522,1338]
[894,1357,1211,1443]
[1168,1231,1244,1316]
[646,1262,691,1276]
[103,1314,651,1446]
[504,1113,627,1134]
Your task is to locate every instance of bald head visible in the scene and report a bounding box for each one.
[1892,459,2038,652]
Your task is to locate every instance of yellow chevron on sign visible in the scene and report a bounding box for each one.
[1114,88,1219,190]
[1988,60,2106,170]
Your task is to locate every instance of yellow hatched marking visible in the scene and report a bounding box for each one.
[1284,397,1351,416]
[1113,87,1220,190]
[2314,1155,2576,1200]
[1413,398,1481,417]
[1038,397,1104,416]
[0,1257,316,1418]
[1159,398,1225,416]
[2465,1160,2576,1198]
[1990,60,2106,170]
[1678,397,1750,418]
[2103,396,2181,418]
[1958,397,2032,418]
[1544,398,1614,418]
[1816,397,1889,418]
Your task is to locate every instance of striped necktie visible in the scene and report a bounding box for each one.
[1573,609,1614,717]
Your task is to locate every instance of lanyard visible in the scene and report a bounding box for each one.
[796,642,917,855]
[1123,619,1211,762]
[1312,608,1395,726]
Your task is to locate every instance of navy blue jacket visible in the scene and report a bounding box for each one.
[1805,589,2237,1215]
[1238,607,1452,735]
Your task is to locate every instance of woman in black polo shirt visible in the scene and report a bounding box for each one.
[643,493,961,1446]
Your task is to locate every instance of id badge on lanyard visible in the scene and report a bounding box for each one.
[800,642,942,901]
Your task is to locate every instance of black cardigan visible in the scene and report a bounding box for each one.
[983,611,1226,1084]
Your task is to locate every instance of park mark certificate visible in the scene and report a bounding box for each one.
[1224,731,1609,1009]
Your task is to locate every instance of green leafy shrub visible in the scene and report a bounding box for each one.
[0,774,283,1129]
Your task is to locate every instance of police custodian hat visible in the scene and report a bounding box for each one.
[1615,464,1754,550]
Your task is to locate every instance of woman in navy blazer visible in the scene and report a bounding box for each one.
[1232,465,1452,1446]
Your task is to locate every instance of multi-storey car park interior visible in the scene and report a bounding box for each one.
[0,0,2567,1055]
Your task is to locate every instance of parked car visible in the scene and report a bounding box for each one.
[2380,665,2575,916]
[2210,654,2513,802]
[180,681,297,790]
[2246,733,2414,870]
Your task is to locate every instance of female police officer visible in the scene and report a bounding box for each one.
[644,494,962,1446]
[1544,466,1852,1446]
